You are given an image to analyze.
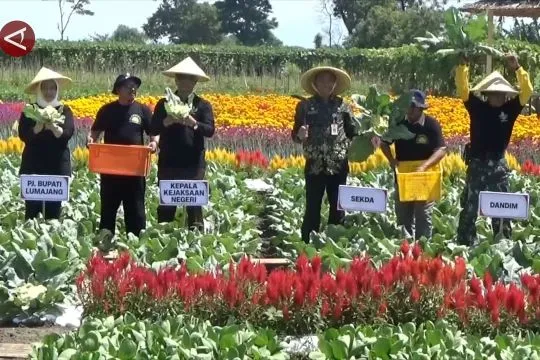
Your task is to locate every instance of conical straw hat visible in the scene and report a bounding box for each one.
[162,57,210,82]
[300,66,351,96]
[24,67,72,94]
[471,71,518,95]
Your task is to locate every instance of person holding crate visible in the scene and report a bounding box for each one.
[87,73,158,246]
[291,66,358,244]
[18,67,75,220]
[375,90,446,241]
[150,57,215,231]
[455,54,533,246]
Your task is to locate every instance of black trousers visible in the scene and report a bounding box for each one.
[157,167,205,231]
[301,170,348,243]
[25,201,61,220]
[99,175,146,237]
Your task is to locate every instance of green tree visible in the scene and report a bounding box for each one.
[110,25,148,44]
[143,0,222,45]
[314,33,323,48]
[344,6,444,48]
[90,25,148,44]
[214,0,279,46]
[326,0,445,36]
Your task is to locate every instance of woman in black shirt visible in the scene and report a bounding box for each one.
[18,67,74,220]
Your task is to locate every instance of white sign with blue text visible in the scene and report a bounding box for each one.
[479,191,529,220]
[159,180,209,206]
[338,185,388,213]
[20,174,70,202]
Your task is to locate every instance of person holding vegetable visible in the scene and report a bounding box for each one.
[18,67,74,220]
[150,57,215,231]
[291,66,357,243]
[373,90,446,241]
[455,54,533,246]
[87,73,158,245]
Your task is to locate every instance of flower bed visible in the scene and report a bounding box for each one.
[77,241,540,337]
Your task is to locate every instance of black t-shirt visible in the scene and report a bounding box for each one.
[386,115,445,161]
[91,101,152,145]
[150,94,215,168]
[464,94,523,157]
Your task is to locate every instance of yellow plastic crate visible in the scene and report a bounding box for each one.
[396,160,442,202]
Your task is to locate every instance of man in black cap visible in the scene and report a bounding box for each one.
[88,74,158,248]
[374,90,446,241]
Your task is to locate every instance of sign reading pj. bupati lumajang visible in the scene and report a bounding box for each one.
[479,191,529,220]
[159,180,209,206]
[337,185,388,213]
[20,175,70,202]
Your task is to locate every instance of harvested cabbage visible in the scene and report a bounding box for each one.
[164,87,191,119]
[23,104,65,125]
[349,132,375,163]
[348,85,415,162]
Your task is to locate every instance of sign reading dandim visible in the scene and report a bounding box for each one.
[20,175,70,202]
[338,185,387,213]
[159,180,209,206]
[479,191,529,220]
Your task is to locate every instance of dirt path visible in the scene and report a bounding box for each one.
[0,325,73,344]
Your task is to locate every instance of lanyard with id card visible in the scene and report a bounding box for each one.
[330,113,338,136]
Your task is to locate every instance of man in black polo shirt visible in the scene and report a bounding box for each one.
[88,74,158,246]
[379,90,446,240]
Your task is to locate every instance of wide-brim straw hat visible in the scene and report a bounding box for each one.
[24,67,72,94]
[300,66,351,96]
[162,57,210,82]
[471,71,518,95]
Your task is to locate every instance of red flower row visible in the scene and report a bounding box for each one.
[236,150,269,169]
[521,160,540,176]
[75,241,540,334]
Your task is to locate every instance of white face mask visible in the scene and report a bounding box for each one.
[36,80,61,108]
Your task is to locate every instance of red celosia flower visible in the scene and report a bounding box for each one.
[412,243,422,259]
[400,240,410,257]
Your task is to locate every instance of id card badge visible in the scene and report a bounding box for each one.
[331,123,338,136]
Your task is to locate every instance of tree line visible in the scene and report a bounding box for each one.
[55,0,540,49]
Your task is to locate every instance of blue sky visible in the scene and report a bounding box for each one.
[1,0,345,48]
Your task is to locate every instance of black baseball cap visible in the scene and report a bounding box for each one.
[112,73,142,95]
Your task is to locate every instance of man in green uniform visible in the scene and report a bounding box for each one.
[455,54,533,246]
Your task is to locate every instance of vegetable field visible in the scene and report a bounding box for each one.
[2,93,540,358]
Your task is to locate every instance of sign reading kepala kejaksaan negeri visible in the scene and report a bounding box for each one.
[159,180,209,206]
[337,185,388,213]
[20,174,70,202]
[479,191,529,220]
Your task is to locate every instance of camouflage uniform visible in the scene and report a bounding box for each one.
[457,156,512,245]
[292,96,356,243]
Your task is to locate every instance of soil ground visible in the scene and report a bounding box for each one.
[0,325,73,344]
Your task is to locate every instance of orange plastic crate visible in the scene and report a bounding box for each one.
[88,143,152,177]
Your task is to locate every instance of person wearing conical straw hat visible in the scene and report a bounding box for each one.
[455,53,533,246]
[18,67,74,220]
[150,57,215,231]
[291,65,358,243]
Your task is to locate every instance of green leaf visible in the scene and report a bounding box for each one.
[58,349,77,360]
[330,340,348,359]
[373,338,391,359]
[118,338,138,359]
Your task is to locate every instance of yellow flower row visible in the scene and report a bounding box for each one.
[63,94,540,141]
[1,137,521,176]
